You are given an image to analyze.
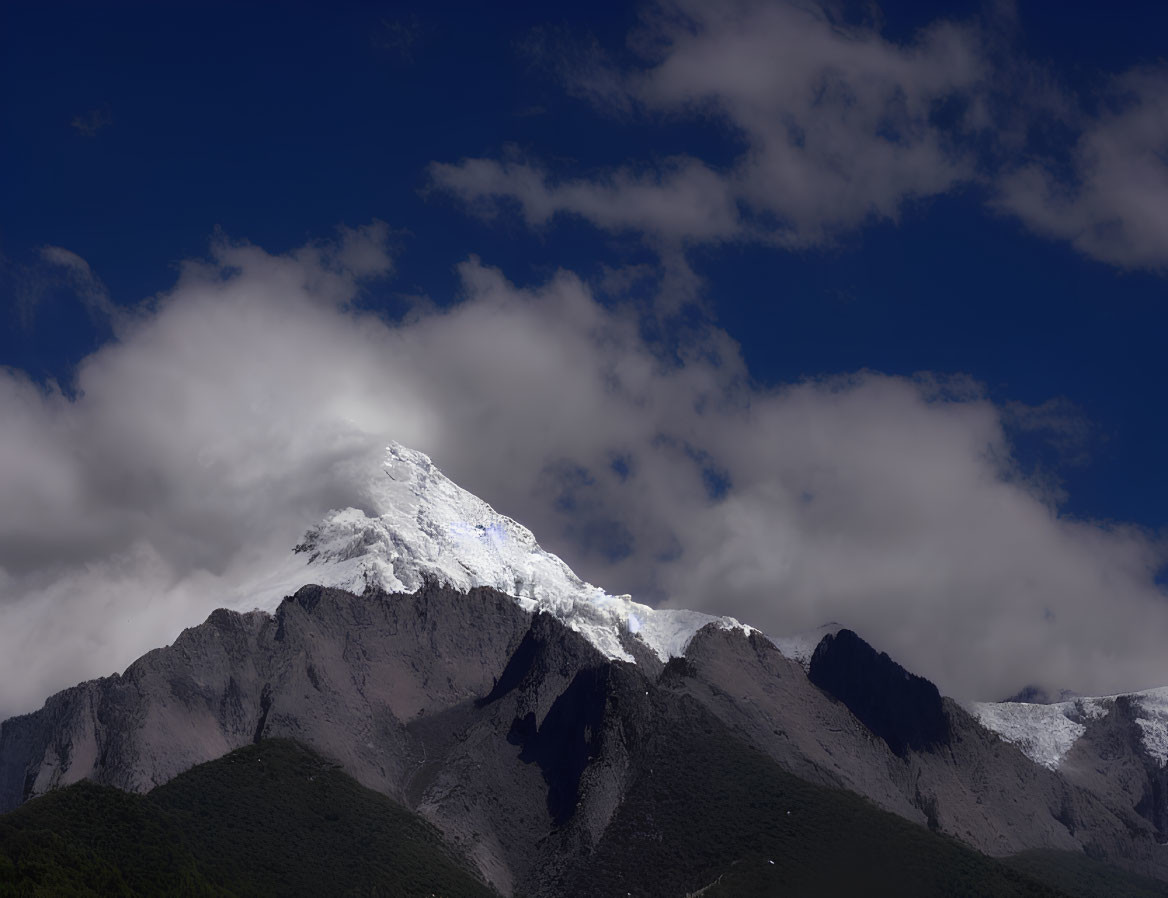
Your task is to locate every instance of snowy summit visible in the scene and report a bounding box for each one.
[245,442,750,664]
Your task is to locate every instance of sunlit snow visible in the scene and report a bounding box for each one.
[236,443,748,663]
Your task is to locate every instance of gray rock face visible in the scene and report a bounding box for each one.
[4,582,1168,893]
[1057,696,1168,844]
[0,582,531,820]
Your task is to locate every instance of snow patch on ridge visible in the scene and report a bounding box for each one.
[971,687,1168,770]
[239,443,747,664]
[969,700,1094,770]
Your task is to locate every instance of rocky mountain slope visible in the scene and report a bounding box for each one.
[3,443,1168,894]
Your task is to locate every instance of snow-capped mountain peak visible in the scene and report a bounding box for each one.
[244,443,749,664]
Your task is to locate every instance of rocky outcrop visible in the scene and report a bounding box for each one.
[670,623,1168,882]
[809,628,949,756]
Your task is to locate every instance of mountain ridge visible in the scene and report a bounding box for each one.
[6,581,1168,892]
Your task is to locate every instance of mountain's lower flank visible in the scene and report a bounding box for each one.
[3,693,1167,895]
[0,735,1105,898]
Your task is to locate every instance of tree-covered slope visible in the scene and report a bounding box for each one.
[0,739,496,898]
[1,727,1157,898]
[1002,849,1168,898]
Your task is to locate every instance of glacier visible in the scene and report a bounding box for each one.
[969,687,1168,770]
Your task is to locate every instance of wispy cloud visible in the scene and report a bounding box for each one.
[993,68,1168,272]
[432,0,1168,273]
[435,0,987,248]
[431,155,741,242]
[70,105,112,138]
[5,246,118,331]
[38,246,118,321]
[373,15,424,64]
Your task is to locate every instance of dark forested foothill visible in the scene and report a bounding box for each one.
[0,740,496,898]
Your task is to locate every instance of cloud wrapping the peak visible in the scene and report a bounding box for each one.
[0,232,1166,718]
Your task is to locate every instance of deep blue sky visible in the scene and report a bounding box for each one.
[2,0,1165,535]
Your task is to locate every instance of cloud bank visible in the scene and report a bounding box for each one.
[432,0,1168,271]
[1,228,1165,718]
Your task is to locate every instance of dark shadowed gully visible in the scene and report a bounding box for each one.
[808,628,950,756]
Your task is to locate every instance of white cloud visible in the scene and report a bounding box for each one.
[0,232,1166,718]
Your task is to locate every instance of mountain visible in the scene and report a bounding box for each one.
[3,443,1168,895]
